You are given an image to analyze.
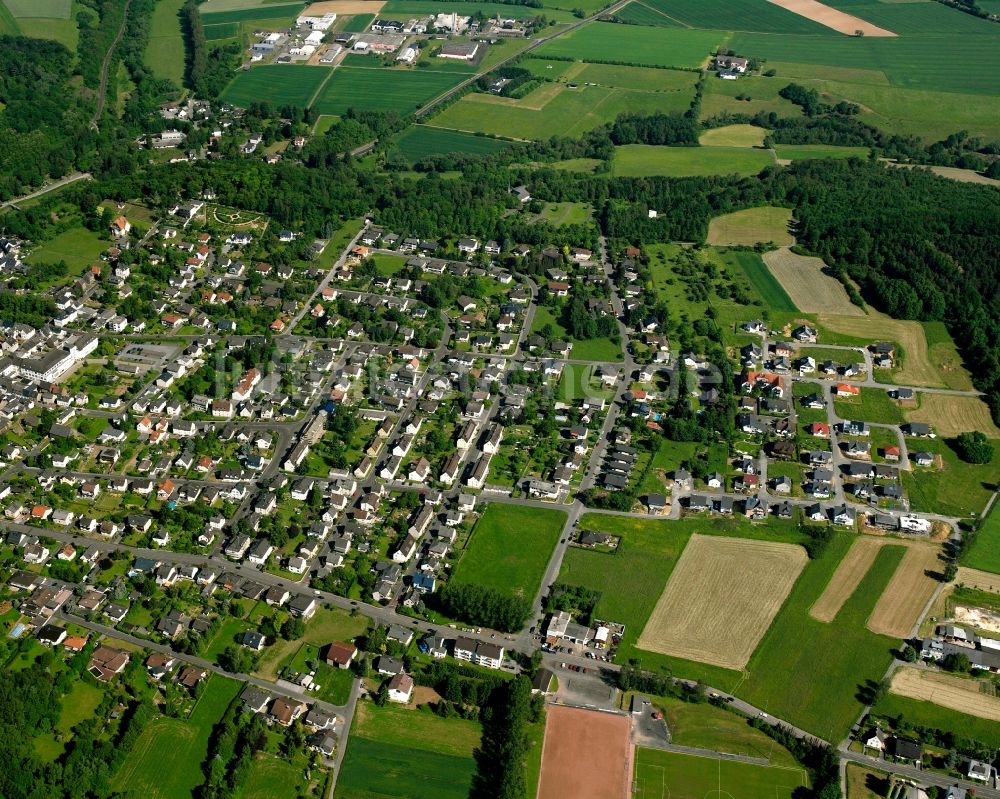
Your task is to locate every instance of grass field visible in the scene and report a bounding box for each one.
[3,0,70,17]
[144,0,186,86]
[613,144,775,177]
[833,387,905,425]
[428,79,696,140]
[637,535,807,670]
[889,665,1000,723]
[634,0,835,34]
[729,249,798,312]
[452,503,565,601]
[534,201,592,226]
[702,73,802,119]
[810,536,884,623]
[314,67,465,116]
[382,0,576,21]
[706,206,793,246]
[535,22,724,68]
[775,144,871,161]
[241,755,308,799]
[342,12,374,31]
[393,126,513,162]
[964,501,1000,574]
[867,543,941,638]
[764,248,863,316]
[531,305,622,362]
[699,124,768,148]
[633,749,807,799]
[874,691,1000,749]
[221,66,330,109]
[846,764,889,799]
[255,605,368,679]
[336,702,479,799]
[906,394,1000,439]
[112,676,241,798]
[901,435,999,518]
[27,227,107,271]
[202,2,304,25]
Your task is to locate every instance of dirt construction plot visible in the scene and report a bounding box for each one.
[303,0,384,13]
[637,535,807,670]
[907,394,1000,439]
[890,667,1000,722]
[765,0,896,36]
[811,537,886,623]
[867,543,941,638]
[537,706,633,799]
[817,314,972,390]
[764,248,864,316]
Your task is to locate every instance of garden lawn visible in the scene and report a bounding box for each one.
[27,226,107,272]
[452,503,565,601]
[535,22,724,69]
[144,0,186,86]
[613,145,775,177]
[964,500,1000,574]
[314,68,465,116]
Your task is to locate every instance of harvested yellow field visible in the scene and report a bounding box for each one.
[867,543,941,638]
[811,537,886,623]
[766,0,896,36]
[707,206,793,247]
[955,567,1000,594]
[764,247,864,315]
[637,535,807,670]
[303,0,384,13]
[907,394,1000,439]
[890,667,1000,722]
[699,124,768,148]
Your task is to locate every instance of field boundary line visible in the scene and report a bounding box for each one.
[307,66,339,109]
[630,1,693,28]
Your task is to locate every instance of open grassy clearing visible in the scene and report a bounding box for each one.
[428,80,696,140]
[255,605,368,679]
[775,144,870,161]
[314,67,465,115]
[963,501,1000,575]
[241,755,309,799]
[27,226,107,271]
[613,144,775,177]
[144,0,186,86]
[889,666,1000,723]
[535,22,724,68]
[867,543,941,637]
[3,0,70,16]
[833,387,905,425]
[451,503,565,601]
[765,0,897,36]
[637,534,807,670]
[530,305,622,362]
[699,124,768,147]
[906,394,1000,439]
[533,201,591,226]
[571,62,700,92]
[901,436,1000,518]
[636,0,836,34]
[706,206,793,246]
[633,748,807,799]
[221,65,330,109]
[764,247,863,316]
[392,126,513,162]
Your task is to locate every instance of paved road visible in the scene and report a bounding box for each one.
[840,750,1000,798]
[0,172,92,209]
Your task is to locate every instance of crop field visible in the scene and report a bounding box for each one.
[633,749,807,799]
[144,0,186,86]
[451,503,565,600]
[203,20,238,39]
[571,62,699,93]
[221,66,330,109]
[314,67,464,115]
[706,206,793,246]
[817,314,972,389]
[637,535,807,670]
[890,666,1000,723]
[538,706,632,799]
[765,0,896,36]
[535,22,724,69]
[201,2,304,25]
[906,394,1000,439]
[613,144,775,177]
[615,1,680,27]
[393,126,513,162]
[954,566,1000,593]
[429,80,696,140]
[112,677,241,798]
[380,0,574,20]
[867,543,941,637]
[336,703,479,799]
[727,250,797,312]
[636,0,834,34]
[699,124,768,147]
[764,247,864,315]
[810,536,886,623]
[963,502,1000,575]
[775,144,870,161]
[737,535,903,741]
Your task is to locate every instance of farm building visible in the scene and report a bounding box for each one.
[439,42,480,61]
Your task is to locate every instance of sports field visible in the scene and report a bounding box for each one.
[144,0,186,86]
[637,535,807,670]
[764,247,863,315]
[633,749,807,799]
[221,66,330,109]
[314,67,464,115]
[706,206,793,246]
[889,666,1000,723]
[613,145,775,177]
[336,702,479,799]
[535,22,724,68]
[538,706,632,799]
[393,126,513,162]
[451,503,565,600]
